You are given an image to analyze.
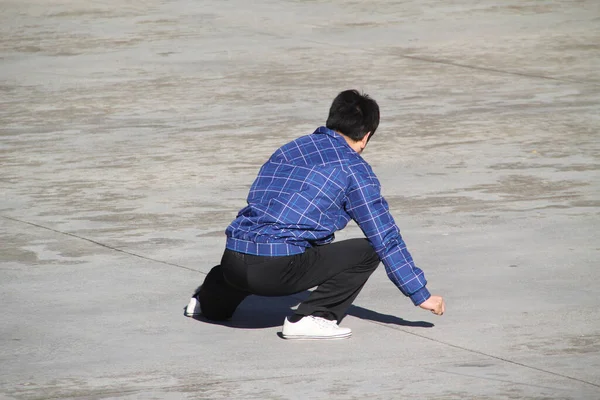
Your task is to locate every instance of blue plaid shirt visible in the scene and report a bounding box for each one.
[226,127,430,305]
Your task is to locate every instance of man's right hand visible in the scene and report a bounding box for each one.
[419,295,445,315]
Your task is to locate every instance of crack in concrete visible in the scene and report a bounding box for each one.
[300,37,600,87]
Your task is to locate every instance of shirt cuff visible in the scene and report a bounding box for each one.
[409,286,431,306]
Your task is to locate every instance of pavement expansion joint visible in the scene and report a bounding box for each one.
[372,320,600,390]
[1,214,203,274]
[3,214,598,391]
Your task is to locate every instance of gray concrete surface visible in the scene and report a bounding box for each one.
[1,0,599,399]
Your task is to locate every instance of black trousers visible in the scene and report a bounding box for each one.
[193,238,380,323]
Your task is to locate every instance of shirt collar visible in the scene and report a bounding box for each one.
[314,126,347,142]
[313,126,359,154]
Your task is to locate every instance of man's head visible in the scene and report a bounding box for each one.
[326,90,380,149]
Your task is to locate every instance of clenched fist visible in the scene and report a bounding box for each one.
[419,295,445,315]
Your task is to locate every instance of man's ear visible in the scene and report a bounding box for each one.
[360,132,372,149]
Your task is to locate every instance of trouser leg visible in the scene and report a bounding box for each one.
[293,238,380,323]
[193,263,249,321]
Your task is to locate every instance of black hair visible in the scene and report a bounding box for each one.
[326,89,380,142]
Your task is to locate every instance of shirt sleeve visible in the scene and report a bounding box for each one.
[344,176,431,306]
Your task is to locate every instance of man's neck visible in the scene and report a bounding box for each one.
[336,131,365,154]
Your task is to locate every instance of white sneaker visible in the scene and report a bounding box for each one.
[183,297,201,317]
[282,316,352,340]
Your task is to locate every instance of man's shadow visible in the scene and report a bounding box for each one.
[191,290,434,329]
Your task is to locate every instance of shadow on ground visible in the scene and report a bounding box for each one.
[187,291,434,329]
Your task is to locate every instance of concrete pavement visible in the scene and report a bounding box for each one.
[1,0,599,399]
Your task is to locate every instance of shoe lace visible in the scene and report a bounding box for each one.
[309,316,338,328]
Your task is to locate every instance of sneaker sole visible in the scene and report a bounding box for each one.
[183,306,202,318]
[282,333,352,340]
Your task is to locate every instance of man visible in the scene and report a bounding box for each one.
[185,89,445,340]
